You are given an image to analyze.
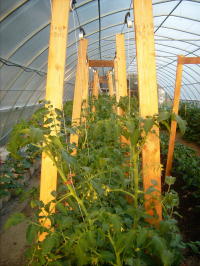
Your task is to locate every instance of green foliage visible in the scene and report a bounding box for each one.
[4,212,26,229]
[171,113,187,135]
[161,133,200,197]
[5,96,184,265]
[0,144,40,198]
[179,102,200,145]
[185,241,200,255]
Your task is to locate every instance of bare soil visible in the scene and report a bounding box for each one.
[176,132,200,156]
[0,171,39,266]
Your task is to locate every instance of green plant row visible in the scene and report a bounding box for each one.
[179,102,200,145]
[4,96,186,266]
[0,143,40,199]
[161,133,200,199]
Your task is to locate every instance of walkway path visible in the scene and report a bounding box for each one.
[176,132,200,156]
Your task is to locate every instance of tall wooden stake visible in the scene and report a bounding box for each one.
[82,61,89,122]
[115,34,129,143]
[114,58,118,98]
[133,0,162,222]
[107,71,114,96]
[92,71,99,98]
[165,56,184,176]
[70,39,88,149]
[39,0,70,240]
[115,34,128,102]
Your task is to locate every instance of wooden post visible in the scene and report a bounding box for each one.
[115,34,128,101]
[88,60,114,67]
[107,71,114,96]
[114,58,118,100]
[133,0,162,222]
[81,61,89,122]
[165,56,184,176]
[70,39,88,148]
[92,71,99,98]
[39,0,70,240]
[115,34,129,143]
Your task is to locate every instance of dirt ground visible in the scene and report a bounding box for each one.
[0,172,39,266]
[176,132,200,156]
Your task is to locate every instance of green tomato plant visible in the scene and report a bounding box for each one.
[5,96,185,266]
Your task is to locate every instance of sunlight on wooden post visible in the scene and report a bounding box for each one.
[107,71,114,96]
[114,58,118,99]
[39,0,70,241]
[92,71,99,98]
[115,34,128,109]
[92,70,99,113]
[70,39,88,151]
[133,0,162,222]
[116,34,129,144]
[82,61,89,122]
[165,56,184,176]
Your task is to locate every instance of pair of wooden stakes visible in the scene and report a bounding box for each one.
[38,0,200,241]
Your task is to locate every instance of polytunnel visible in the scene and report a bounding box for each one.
[0,1,200,265]
[0,0,200,144]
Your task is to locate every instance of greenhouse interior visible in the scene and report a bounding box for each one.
[0,0,200,265]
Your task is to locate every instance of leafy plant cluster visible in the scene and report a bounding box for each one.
[0,101,73,199]
[0,142,40,199]
[5,96,185,266]
[179,102,200,145]
[160,133,200,254]
[161,133,200,199]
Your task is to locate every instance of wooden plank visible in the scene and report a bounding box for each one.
[133,0,162,222]
[178,56,200,65]
[107,71,114,96]
[39,0,70,241]
[81,61,89,121]
[115,34,128,116]
[70,39,88,148]
[92,71,99,98]
[88,60,114,68]
[116,34,128,100]
[166,56,184,176]
[99,76,108,84]
[114,58,118,100]
[90,76,107,87]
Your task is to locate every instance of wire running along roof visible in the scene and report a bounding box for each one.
[0,0,200,144]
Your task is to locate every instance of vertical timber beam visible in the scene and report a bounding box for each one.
[92,71,99,98]
[107,71,114,96]
[114,58,118,100]
[39,0,70,240]
[133,0,162,222]
[81,61,89,122]
[70,39,88,149]
[116,34,129,143]
[165,56,184,176]
[115,34,128,103]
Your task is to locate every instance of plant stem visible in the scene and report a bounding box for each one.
[108,231,122,266]
[132,146,139,228]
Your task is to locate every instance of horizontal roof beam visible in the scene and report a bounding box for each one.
[178,56,200,65]
[88,60,114,67]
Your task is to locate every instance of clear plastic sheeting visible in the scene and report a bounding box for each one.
[0,0,200,144]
